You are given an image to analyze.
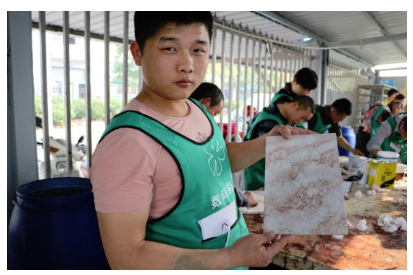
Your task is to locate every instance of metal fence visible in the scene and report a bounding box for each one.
[207,19,312,142]
[35,11,313,179]
[326,57,369,127]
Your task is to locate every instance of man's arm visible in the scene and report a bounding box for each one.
[97,206,293,269]
[337,136,364,156]
[366,121,392,156]
[227,126,314,172]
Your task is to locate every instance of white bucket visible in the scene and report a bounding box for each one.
[348,156,369,186]
[377,151,399,163]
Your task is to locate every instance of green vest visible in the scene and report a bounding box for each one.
[311,111,332,134]
[270,92,293,104]
[381,114,407,164]
[370,106,389,138]
[99,99,249,269]
[244,111,286,190]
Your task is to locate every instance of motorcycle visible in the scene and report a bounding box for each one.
[36,117,88,179]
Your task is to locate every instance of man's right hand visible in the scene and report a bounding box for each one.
[227,232,294,267]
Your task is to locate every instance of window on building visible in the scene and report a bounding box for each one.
[52,81,62,97]
[79,84,86,99]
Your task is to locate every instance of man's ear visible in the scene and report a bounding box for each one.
[130,41,143,66]
[290,102,299,109]
[199,98,211,108]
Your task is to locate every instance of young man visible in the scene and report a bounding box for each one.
[190,82,258,208]
[91,12,312,270]
[244,96,316,190]
[367,114,407,164]
[307,98,364,156]
[270,67,318,105]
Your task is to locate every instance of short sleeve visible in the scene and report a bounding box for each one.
[90,129,157,213]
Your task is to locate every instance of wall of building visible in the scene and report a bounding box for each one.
[379,76,407,97]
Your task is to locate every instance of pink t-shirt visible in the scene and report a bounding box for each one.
[90,99,212,219]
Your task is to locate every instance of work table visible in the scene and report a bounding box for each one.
[243,182,407,270]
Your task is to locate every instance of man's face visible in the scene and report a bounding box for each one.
[291,80,311,96]
[287,103,313,125]
[201,98,224,117]
[391,101,404,116]
[130,23,210,100]
[331,109,347,124]
[209,100,224,117]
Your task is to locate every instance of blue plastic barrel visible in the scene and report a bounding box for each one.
[338,126,356,157]
[8,177,110,270]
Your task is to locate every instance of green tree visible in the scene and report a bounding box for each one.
[72,98,86,119]
[52,96,65,126]
[34,94,43,117]
[111,44,140,90]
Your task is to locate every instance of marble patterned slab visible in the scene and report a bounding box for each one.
[264,134,348,235]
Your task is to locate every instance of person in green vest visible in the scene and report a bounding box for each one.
[367,114,407,164]
[90,12,315,270]
[190,82,258,208]
[307,98,364,156]
[356,99,404,156]
[270,67,318,105]
[244,96,316,190]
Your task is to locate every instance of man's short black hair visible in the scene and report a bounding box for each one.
[190,82,224,107]
[134,12,213,54]
[332,98,352,116]
[293,95,316,114]
[395,93,405,100]
[294,67,318,90]
[388,88,399,97]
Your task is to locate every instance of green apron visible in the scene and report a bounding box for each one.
[370,106,390,138]
[381,114,407,164]
[270,92,293,104]
[311,111,332,134]
[99,99,249,269]
[244,111,286,190]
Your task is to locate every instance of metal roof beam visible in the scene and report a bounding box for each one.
[254,11,374,67]
[253,11,327,45]
[328,32,407,47]
[362,11,407,58]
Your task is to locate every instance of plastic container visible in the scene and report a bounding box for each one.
[8,177,110,270]
[348,156,369,186]
[377,151,399,163]
[338,126,356,157]
[396,163,407,174]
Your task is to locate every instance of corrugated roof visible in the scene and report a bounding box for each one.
[31,11,406,68]
[276,11,407,65]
